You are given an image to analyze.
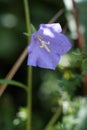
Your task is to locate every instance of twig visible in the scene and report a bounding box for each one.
[48,9,64,24]
[0,47,28,96]
[72,0,84,49]
[62,23,68,34]
[72,0,87,95]
[44,106,62,130]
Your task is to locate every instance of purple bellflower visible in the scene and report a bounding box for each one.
[27,23,72,70]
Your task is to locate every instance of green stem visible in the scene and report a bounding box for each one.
[44,106,62,130]
[27,66,32,130]
[24,0,31,41]
[23,0,32,130]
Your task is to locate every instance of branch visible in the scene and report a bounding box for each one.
[72,0,84,49]
[0,47,28,96]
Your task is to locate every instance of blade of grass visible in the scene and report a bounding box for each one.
[48,9,64,23]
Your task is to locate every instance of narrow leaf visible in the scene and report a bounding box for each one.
[0,79,27,92]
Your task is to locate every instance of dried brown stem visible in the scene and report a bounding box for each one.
[0,47,28,96]
[72,0,87,95]
[72,0,84,49]
[48,9,64,24]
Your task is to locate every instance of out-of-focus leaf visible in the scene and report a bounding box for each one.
[82,58,87,74]
[72,48,82,56]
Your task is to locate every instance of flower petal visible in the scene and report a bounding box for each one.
[37,50,60,70]
[27,34,60,69]
[27,23,72,70]
[27,32,39,66]
[40,23,62,35]
[37,31,72,55]
[27,48,39,67]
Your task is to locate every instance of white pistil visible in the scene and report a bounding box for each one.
[36,35,51,52]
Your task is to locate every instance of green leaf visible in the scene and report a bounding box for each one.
[0,79,27,92]
[82,59,87,74]
[72,48,82,56]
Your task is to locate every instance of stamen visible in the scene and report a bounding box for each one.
[35,35,51,52]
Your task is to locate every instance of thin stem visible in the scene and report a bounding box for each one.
[48,9,64,24]
[23,0,32,130]
[0,47,28,96]
[24,0,31,42]
[72,0,84,50]
[27,66,32,130]
[44,106,62,130]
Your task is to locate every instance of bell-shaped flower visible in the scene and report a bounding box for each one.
[27,23,72,70]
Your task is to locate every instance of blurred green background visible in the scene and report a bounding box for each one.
[0,0,87,130]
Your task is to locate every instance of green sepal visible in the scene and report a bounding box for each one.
[23,24,36,37]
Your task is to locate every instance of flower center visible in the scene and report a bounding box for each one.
[35,35,51,52]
